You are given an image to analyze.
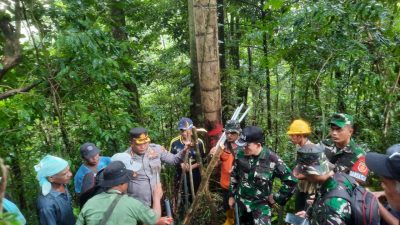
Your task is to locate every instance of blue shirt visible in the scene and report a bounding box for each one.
[3,198,26,225]
[37,188,75,225]
[74,156,111,193]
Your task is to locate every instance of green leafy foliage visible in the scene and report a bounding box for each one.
[0,0,399,224]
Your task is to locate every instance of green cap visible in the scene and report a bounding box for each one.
[296,144,332,176]
[329,113,353,128]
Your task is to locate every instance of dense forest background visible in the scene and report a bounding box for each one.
[1,0,399,224]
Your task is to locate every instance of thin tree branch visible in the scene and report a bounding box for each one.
[0,80,43,100]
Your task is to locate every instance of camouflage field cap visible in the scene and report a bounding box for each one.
[224,120,241,133]
[296,144,332,176]
[329,113,353,128]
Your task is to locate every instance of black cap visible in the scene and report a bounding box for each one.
[80,143,100,160]
[235,126,264,146]
[101,161,134,188]
[129,127,151,144]
[366,144,400,182]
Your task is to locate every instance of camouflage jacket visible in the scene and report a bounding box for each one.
[307,175,353,225]
[229,146,297,212]
[322,139,366,174]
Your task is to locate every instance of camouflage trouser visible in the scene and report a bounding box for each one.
[239,199,272,225]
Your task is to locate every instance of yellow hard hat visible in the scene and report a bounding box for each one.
[287,119,311,135]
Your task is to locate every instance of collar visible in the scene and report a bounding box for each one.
[49,188,68,197]
[179,136,191,145]
[319,176,338,196]
[336,139,356,153]
[106,189,123,194]
[128,147,148,157]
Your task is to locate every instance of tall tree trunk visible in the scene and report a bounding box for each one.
[217,0,229,123]
[383,69,400,137]
[110,1,141,119]
[290,67,296,118]
[335,71,346,112]
[188,0,204,125]
[262,32,272,134]
[0,0,22,82]
[189,0,222,148]
[246,46,253,125]
[232,17,248,106]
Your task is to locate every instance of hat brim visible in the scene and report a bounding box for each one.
[101,172,134,188]
[179,125,193,130]
[296,162,331,176]
[366,152,393,179]
[235,139,247,147]
[133,137,151,145]
[225,129,240,134]
[328,121,346,128]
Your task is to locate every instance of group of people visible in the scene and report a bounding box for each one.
[5,113,399,225]
[212,113,400,225]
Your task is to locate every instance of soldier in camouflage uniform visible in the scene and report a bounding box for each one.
[321,113,366,174]
[293,144,353,225]
[229,126,298,225]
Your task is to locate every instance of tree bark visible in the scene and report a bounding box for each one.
[188,0,204,125]
[262,32,272,134]
[0,0,22,82]
[217,0,230,123]
[109,1,141,119]
[383,69,400,137]
[334,71,346,112]
[189,0,222,148]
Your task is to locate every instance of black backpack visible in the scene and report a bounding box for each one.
[323,173,380,225]
[79,168,106,208]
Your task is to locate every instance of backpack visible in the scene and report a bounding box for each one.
[79,168,106,208]
[323,173,380,225]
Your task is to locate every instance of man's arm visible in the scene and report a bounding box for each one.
[271,153,298,205]
[379,202,399,225]
[160,144,187,165]
[38,206,58,225]
[321,197,351,225]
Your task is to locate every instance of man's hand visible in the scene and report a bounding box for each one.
[372,191,385,199]
[155,217,174,225]
[180,163,190,172]
[268,194,276,205]
[209,147,217,156]
[295,210,307,218]
[153,183,163,201]
[228,197,235,208]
